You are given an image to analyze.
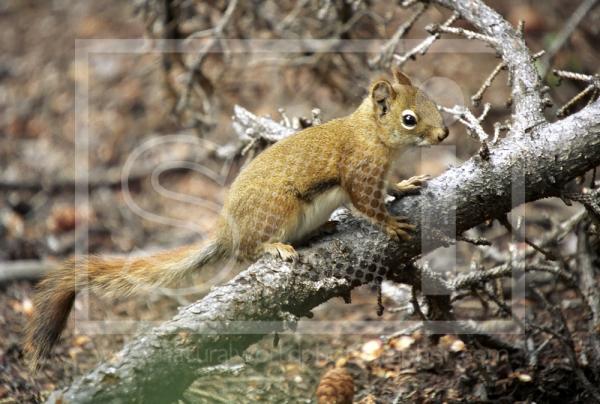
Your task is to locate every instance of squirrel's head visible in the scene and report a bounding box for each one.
[369,70,448,149]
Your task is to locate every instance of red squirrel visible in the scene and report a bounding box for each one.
[25,69,448,368]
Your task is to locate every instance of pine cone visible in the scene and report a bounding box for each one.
[315,367,354,404]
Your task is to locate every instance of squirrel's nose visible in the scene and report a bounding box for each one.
[438,127,449,142]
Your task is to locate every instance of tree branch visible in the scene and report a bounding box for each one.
[431,0,546,132]
[0,260,55,284]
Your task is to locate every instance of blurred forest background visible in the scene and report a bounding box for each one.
[0,0,599,402]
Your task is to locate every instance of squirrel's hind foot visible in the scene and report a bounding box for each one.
[262,242,299,262]
[385,217,415,241]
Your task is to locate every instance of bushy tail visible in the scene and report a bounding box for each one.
[24,239,226,370]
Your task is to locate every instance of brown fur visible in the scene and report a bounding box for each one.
[219,70,448,250]
[25,240,224,369]
[25,69,448,368]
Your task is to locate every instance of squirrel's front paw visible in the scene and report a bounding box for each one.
[395,174,431,194]
[385,216,416,241]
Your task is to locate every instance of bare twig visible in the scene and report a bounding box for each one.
[557,83,599,118]
[440,105,489,143]
[540,0,600,77]
[276,0,311,31]
[217,105,297,159]
[0,142,207,192]
[530,288,600,402]
[576,221,600,374]
[457,234,491,246]
[554,70,598,83]
[369,3,427,68]
[432,0,546,131]
[393,12,459,67]
[450,262,574,291]
[0,260,56,284]
[176,0,239,120]
[426,23,498,45]
[472,50,545,107]
[553,70,600,119]
[472,62,507,106]
[499,216,558,262]
[492,121,511,144]
[311,108,322,125]
[563,189,600,225]
[401,0,419,7]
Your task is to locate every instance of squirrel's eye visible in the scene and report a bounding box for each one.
[401,110,418,129]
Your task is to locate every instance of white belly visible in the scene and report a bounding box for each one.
[289,186,349,242]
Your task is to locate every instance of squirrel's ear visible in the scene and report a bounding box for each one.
[371,80,395,117]
[393,69,412,86]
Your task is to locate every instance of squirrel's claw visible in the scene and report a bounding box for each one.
[263,242,299,262]
[385,217,416,241]
[394,174,431,194]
